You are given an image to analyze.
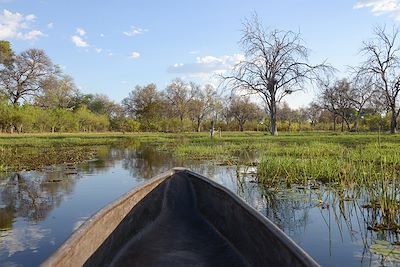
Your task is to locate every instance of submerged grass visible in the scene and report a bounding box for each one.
[1,131,400,232]
[0,132,174,172]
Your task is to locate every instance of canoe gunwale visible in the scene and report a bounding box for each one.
[41,167,319,267]
[40,169,176,267]
[185,169,320,267]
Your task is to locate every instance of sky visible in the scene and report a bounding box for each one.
[0,0,399,108]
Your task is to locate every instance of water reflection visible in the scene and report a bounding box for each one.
[0,143,398,266]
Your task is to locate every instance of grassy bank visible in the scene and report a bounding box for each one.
[0,132,174,171]
[1,131,400,230]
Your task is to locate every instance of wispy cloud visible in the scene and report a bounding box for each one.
[47,22,53,29]
[94,48,102,53]
[128,51,140,59]
[76,27,86,36]
[354,0,400,19]
[123,26,148,37]
[167,54,245,81]
[71,27,89,48]
[71,35,89,47]
[0,9,44,40]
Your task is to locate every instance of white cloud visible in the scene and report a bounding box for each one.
[71,35,89,47]
[94,48,102,53]
[0,9,44,40]
[25,14,35,21]
[76,27,86,36]
[47,22,53,29]
[354,0,400,19]
[100,33,104,37]
[189,50,199,55]
[123,26,147,37]
[128,51,140,59]
[167,54,245,82]
[108,52,113,56]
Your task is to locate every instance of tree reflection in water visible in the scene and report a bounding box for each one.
[0,171,78,227]
[0,144,399,266]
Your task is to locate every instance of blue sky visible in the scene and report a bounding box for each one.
[0,0,399,107]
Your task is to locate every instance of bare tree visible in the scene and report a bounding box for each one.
[34,74,78,109]
[222,14,331,135]
[188,84,216,132]
[165,78,195,130]
[229,96,262,131]
[0,49,57,105]
[359,26,400,133]
[304,102,321,129]
[348,74,377,131]
[319,79,353,132]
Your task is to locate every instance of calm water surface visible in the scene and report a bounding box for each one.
[0,144,398,266]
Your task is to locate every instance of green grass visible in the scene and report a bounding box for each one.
[1,131,400,231]
[0,132,174,171]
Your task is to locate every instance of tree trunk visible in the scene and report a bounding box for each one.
[333,114,336,132]
[390,108,398,134]
[180,114,184,132]
[210,120,215,139]
[341,116,344,132]
[239,122,244,132]
[196,118,201,132]
[353,120,359,132]
[270,100,278,136]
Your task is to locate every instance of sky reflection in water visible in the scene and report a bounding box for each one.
[0,144,398,267]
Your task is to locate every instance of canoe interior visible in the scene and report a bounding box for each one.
[45,170,318,267]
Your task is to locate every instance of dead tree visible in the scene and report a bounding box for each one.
[359,26,400,134]
[222,14,331,135]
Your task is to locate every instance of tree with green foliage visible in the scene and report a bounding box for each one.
[0,40,14,67]
[165,79,196,130]
[123,84,164,131]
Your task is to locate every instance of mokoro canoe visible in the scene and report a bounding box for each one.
[42,168,319,267]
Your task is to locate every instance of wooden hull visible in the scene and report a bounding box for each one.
[42,168,319,267]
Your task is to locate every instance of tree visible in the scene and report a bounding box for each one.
[304,102,322,128]
[0,49,56,105]
[277,102,296,131]
[165,78,195,130]
[86,94,118,116]
[319,79,353,131]
[122,84,164,131]
[223,14,330,135]
[229,96,262,131]
[188,84,216,132]
[359,26,400,134]
[348,74,377,131]
[34,74,78,109]
[0,40,14,68]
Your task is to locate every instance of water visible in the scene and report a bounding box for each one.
[0,144,398,266]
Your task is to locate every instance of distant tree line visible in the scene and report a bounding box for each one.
[1,18,400,134]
